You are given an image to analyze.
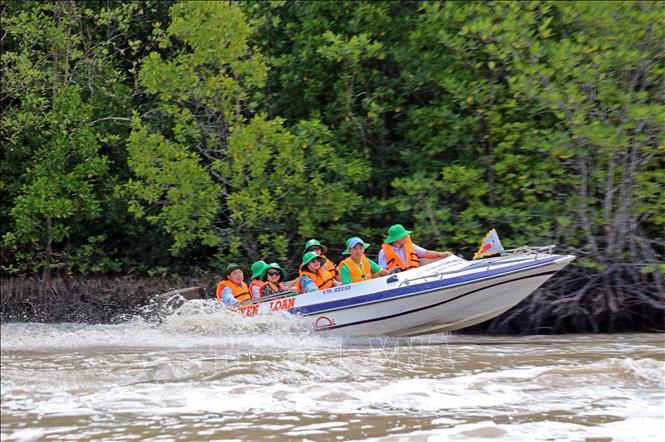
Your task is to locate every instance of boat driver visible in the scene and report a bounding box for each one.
[378,224,452,272]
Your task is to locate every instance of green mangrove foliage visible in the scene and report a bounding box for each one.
[1,0,663,302]
[1,1,141,277]
[125,2,365,265]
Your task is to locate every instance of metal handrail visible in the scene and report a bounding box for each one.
[503,245,556,256]
[397,245,557,288]
[236,290,295,307]
[397,267,468,287]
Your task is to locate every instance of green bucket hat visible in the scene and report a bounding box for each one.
[384,224,412,243]
[223,263,246,278]
[301,251,326,271]
[250,260,268,280]
[342,236,370,255]
[261,262,286,281]
[304,238,328,255]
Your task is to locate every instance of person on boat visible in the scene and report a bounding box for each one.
[216,263,251,305]
[378,224,452,272]
[248,260,268,300]
[259,262,289,297]
[303,238,339,281]
[296,251,338,293]
[338,237,389,285]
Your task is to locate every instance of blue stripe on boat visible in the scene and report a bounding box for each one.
[326,271,557,331]
[289,256,559,316]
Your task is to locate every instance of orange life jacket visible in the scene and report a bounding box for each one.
[295,268,335,294]
[248,279,266,299]
[216,280,251,303]
[339,256,373,284]
[381,236,421,271]
[300,255,338,278]
[323,256,338,277]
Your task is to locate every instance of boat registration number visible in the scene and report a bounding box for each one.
[321,285,351,295]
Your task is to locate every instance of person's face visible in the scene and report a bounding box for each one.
[267,269,281,282]
[349,243,365,260]
[308,246,322,256]
[228,268,244,284]
[395,237,407,247]
[307,258,322,272]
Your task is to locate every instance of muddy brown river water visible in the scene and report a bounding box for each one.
[1,301,663,441]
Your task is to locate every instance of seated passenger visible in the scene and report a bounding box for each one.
[248,260,268,300]
[259,262,288,297]
[378,224,452,272]
[303,238,339,281]
[215,263,251,305]
[338,237,388,285]
[296,251,337,294]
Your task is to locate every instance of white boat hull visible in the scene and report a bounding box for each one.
[236,253,575,337]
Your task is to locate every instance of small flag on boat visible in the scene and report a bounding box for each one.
[473,229,505,260]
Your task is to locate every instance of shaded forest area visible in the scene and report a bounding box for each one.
[1,1,663,333]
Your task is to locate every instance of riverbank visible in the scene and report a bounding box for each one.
[0,275,218,323]
[1,271,663,334]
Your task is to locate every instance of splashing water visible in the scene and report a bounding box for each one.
[1,302,663,441]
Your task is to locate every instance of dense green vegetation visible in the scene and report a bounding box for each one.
[1,1,663,330]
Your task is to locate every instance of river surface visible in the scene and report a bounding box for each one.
[1,300,663,441]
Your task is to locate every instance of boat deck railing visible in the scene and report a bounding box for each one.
[503,245,556,256]
[397,245,556,287]
[234,246,558,303]
[232,290,295,308]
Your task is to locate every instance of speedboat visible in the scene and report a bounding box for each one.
[233,246,575,337]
